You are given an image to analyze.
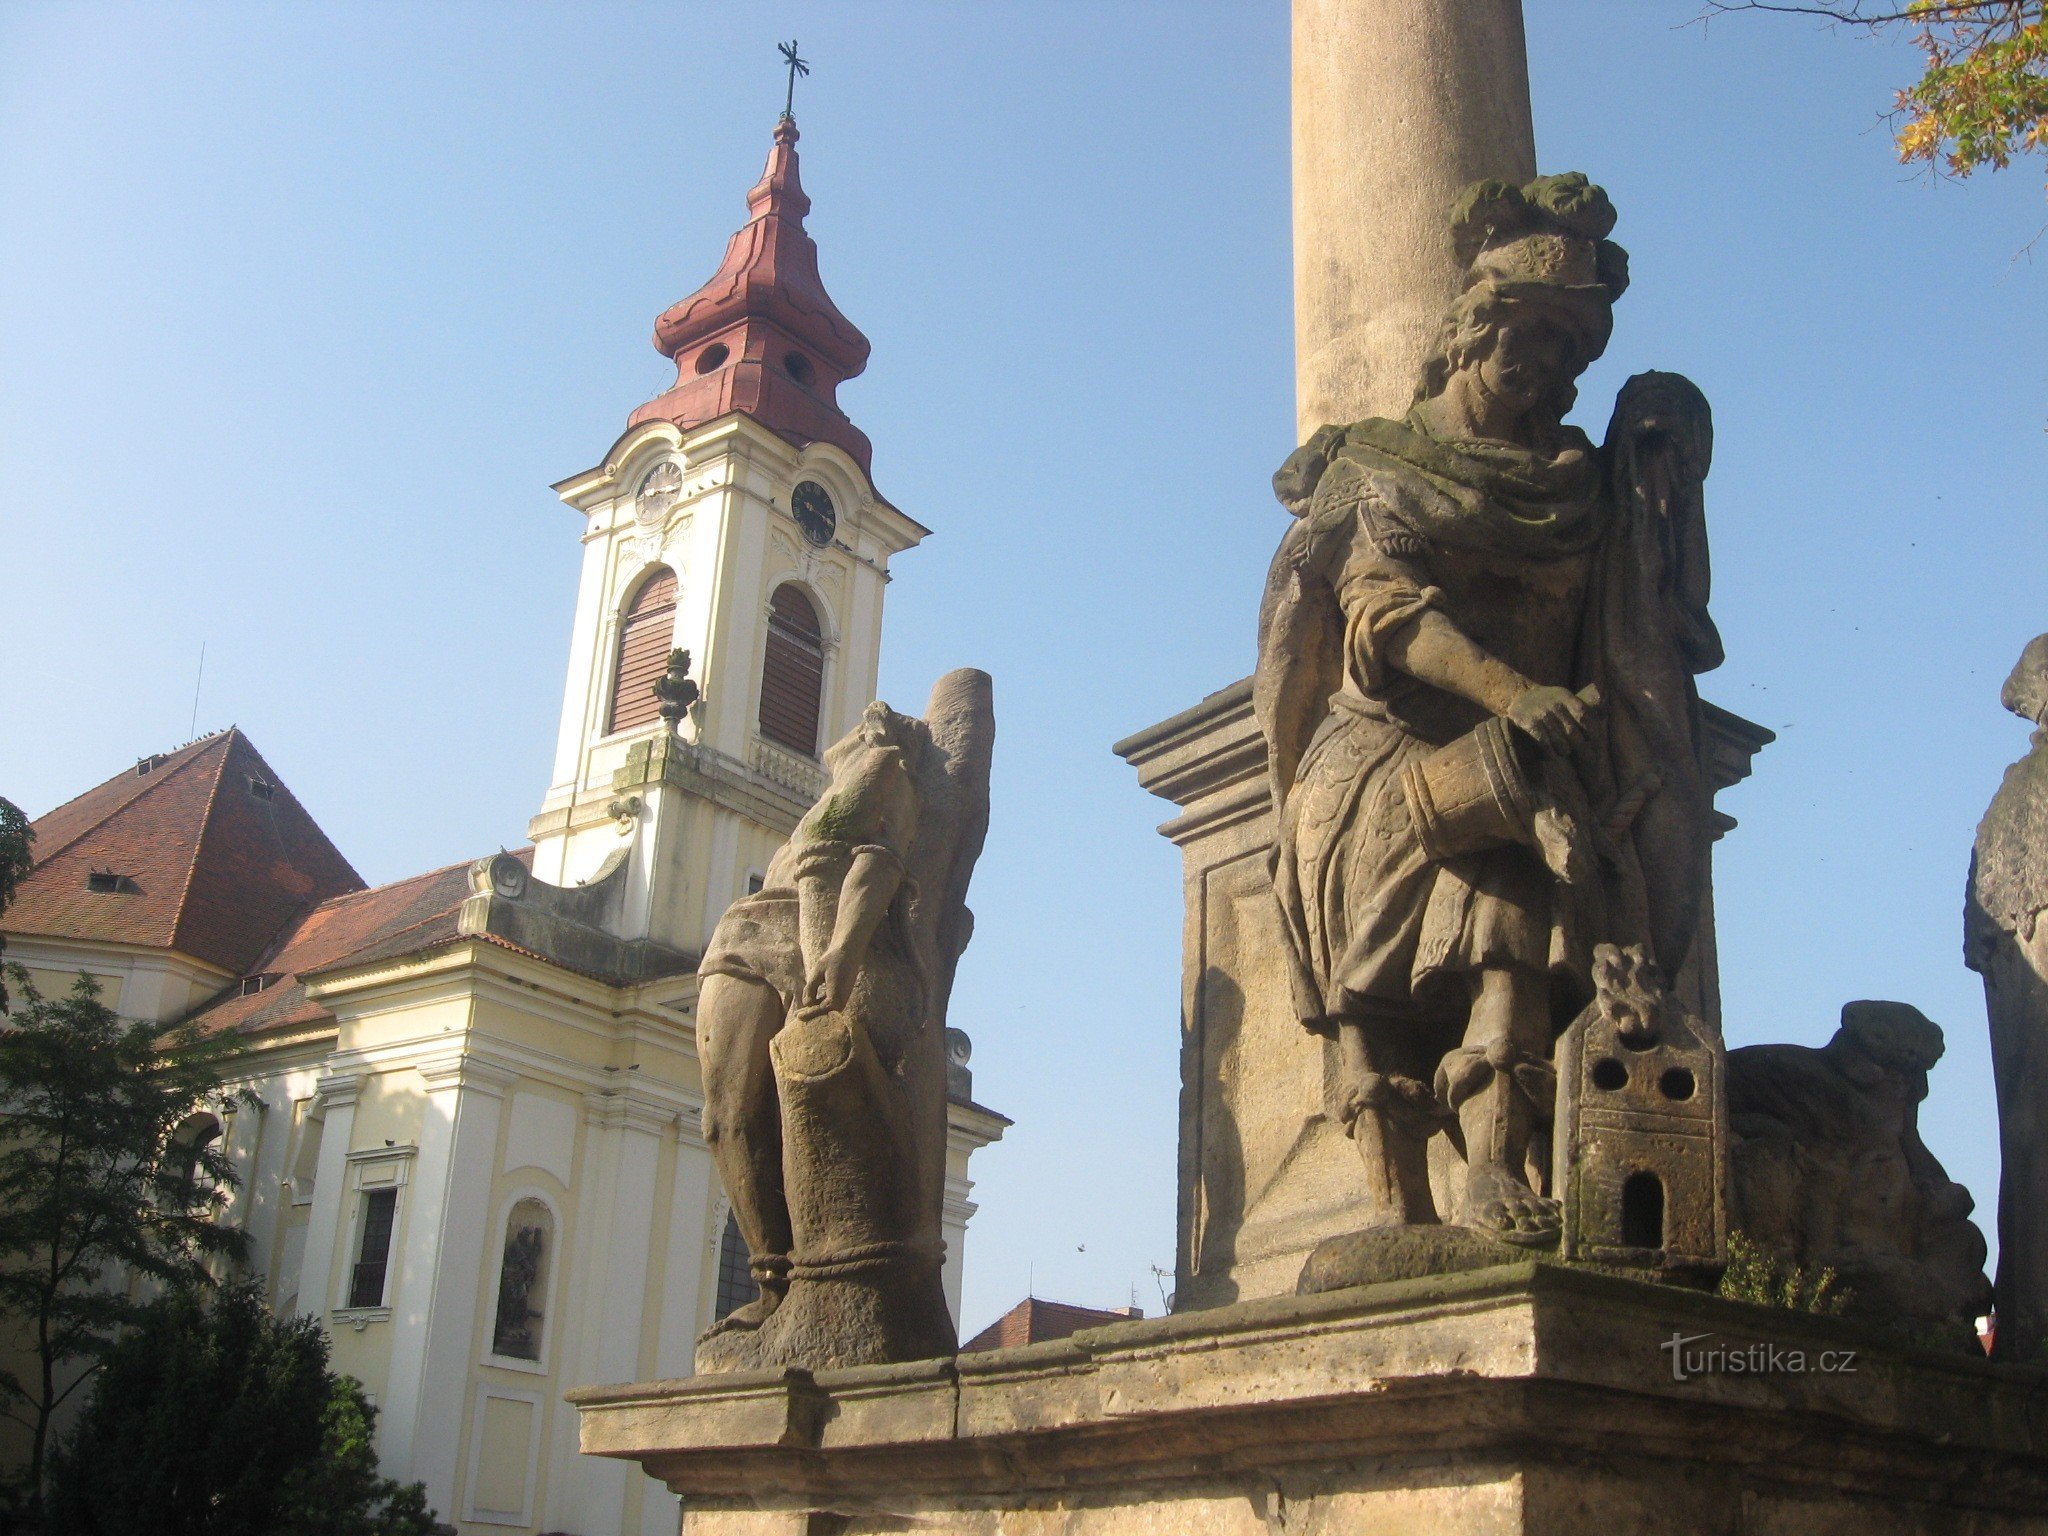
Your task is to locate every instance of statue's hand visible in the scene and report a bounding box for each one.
[1506,684,1592,756]
[804,945,859,1015]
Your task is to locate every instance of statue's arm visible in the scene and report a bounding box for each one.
[1383,609,1592,756]
[804,845,906,1016]
[801,754,920,1016]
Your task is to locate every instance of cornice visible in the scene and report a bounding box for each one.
[0,932,238,980]
[582,1083,688,1137]
[306,941,629,1024]
[945,1100,1011,1148]
[553,419,687,505]
[942,1194,979,1226]
[417,1054,519,1099]
[314,1070,362,1111]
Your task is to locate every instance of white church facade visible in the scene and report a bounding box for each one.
[1,111,1006,1536]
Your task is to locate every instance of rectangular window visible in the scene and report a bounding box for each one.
[347,1187,398,1308]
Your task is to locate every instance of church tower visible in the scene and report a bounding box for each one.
[525,112,928,966]
[7,90,1004,1536]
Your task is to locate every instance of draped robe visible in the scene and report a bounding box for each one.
[1254,380,1719,1038]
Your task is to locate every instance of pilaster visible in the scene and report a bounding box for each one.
[652,1098,715,1380]
[544,1086,682,1534]
[376,1054,516,1511]
[295,1071,361,1322]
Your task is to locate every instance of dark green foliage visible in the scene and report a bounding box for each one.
[0,968,247,1509]
[0,798,33,1012]
[284,1377,441,1536]
[1717,1228,1853,1315]
[45,1282,439,1536]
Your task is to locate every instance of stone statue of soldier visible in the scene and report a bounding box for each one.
[694,670,993,1372]
[1968,633,2048,1361]
[1255,175,1721,1246]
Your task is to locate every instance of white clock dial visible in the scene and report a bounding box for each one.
[636,461,683,523]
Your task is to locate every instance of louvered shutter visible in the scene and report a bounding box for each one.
[607,568,678,735]
[758,585,824,756]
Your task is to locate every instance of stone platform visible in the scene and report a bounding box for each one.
[571,1262,2048,1533]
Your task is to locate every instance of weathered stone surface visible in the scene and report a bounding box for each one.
[694,670,994,1373]
[457,846,699,983]
[1254,174,1726,1266]
[1554,944,1726,1274]
[1292,0,1537,435]
[1298,1222,1530,1292]
[572,1263,2048,1533]
[1728,1000,1990,1346]
[1970,633,2048,1364]
[1112,685,1767,1310]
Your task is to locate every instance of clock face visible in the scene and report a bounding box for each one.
[636,461,683,524]
[792,480,837,548]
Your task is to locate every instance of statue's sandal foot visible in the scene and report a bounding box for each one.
[696,1279,788,1344]
[1465,1168,1560,1249]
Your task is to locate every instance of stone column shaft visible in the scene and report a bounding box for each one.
[1293,0,1537,437]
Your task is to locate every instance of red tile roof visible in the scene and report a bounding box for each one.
[959,1297,1143,1354]
[6,730,364,977]
[188,848,535,1039]
[629,115,875,473]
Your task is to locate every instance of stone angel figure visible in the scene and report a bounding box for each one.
[693,669,993,1372]
[1253,174,1722,1252]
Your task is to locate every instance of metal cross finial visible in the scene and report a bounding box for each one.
[777,39,808,120]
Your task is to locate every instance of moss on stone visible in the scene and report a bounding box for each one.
[1716,1229,1851,1317]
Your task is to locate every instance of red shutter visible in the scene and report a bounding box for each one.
[758,585,824,756]
[608,568,678,735]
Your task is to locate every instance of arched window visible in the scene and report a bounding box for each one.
[712,1209,758,1322]
[607,567,678,736]
[758,584,824,756]
[490,1198,555,1362]
[168,1113,224,1210]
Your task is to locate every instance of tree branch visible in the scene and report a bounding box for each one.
[1699,1,2028,24]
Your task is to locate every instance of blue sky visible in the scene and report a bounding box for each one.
[3,3,2042,1339]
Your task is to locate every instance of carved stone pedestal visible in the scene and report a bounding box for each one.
[571,1262,2048,1535]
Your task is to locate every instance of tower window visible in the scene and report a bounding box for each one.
[607,567,679,736]
[782,351,815,386]
[347,1186,399,1308]
[695,342,729,375]
[713,1208,758,1322]
[758,584,824,757]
